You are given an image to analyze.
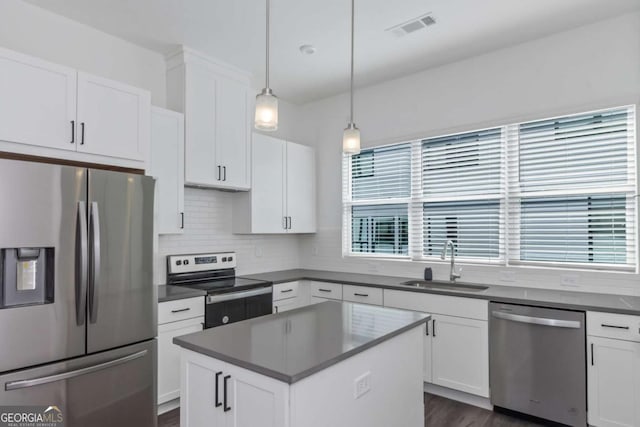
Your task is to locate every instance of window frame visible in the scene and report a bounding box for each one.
[342,104,638,273]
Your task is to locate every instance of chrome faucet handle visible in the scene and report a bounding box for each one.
[451,267,462,281]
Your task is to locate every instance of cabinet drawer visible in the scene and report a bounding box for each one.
[273,281,299,301]
[587,312,640,342]
[343,285,383,306]
[309,281,343,300]
[158,297,205,325]
[383,289,488,321]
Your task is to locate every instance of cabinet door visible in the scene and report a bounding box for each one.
[181,352,227,427]
[588,336,640,427]
[273,297,299,314]
[225,365,288,427]
[184,64,218,185]
[431,314,489,397]
[216,77,250,190]
[424,319,433,383]
[151,107,185,234]
[76,72,150,161]
[285,142,316,233]
[251,133,286,232]
[0,47,76,151]
[158,317,203,404]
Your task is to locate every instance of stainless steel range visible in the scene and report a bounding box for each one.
[166,252,272,328]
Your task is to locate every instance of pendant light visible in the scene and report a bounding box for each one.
[342,0,360,154]
[255,0,278,131]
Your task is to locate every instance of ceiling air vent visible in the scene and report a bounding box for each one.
[386,13,437,38]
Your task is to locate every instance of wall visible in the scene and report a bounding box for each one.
[155,97,309,283]
[155,187,303,282]
[298,12,640,296]
[0,0,166,106]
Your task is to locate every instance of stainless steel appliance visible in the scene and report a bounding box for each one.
[0,159,156,427]
[166,252,272,328]
[490,302,586,426]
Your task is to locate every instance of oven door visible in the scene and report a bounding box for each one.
[205,287,272,328]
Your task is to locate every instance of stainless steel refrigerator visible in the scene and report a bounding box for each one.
[0,158,157,427]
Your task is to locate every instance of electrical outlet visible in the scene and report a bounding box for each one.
[354,372,371,399]
[254,246,263,258]
[312,246,319,256]
[561,273,579,287]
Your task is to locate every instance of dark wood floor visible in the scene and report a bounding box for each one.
[158,393,544,427]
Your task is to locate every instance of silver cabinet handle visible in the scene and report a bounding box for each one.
[88,202,101,323]
[354,293,369,297]
[5,350,147,391]
[80,122,85,145]
[75,201,88,326]
[492,311,581,329]
[70,120,75,144]
[207,287,271,304]
[171,308,191,313]
[318,289,331,293]
[281,289,294,293]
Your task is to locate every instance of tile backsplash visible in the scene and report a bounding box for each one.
[155,187,302,284]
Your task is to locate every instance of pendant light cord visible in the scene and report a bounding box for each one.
[349,0,355,124]
[266,0,270,89]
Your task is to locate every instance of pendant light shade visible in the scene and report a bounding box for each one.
[255,0,278,131]
[255,88,278,131]
[342,0,360,154]
[343,122,360,154]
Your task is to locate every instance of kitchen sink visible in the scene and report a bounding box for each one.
[397,280,489,292]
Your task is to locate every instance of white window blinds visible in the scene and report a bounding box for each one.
[342,105,637,271]
[343,144,411,257]
[419,129,505,262]
[508,107,636,269]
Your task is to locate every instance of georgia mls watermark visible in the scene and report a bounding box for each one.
[0,406,64,427]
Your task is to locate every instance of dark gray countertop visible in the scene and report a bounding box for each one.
[241,269,640,315]
[173,300,430,384]
[158,285,207,303]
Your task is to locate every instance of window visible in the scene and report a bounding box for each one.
[343,144,411,257]
[342,105,637,271]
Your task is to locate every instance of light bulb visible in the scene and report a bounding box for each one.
[255,89,278,131]
[343,123,361,154]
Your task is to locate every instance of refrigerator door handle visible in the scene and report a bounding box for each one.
[88,202,101,324]
[4,350,148,391]
[75,201,88,326]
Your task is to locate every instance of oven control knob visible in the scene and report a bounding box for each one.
[222,316,230,324]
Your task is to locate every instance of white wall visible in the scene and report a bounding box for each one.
[155,96,309,283]
[298,12,640,296]
[155,187,302,283]
[0,0,166,106]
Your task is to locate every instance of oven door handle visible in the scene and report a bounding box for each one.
[206,287,272,304]
[492,311,581,329]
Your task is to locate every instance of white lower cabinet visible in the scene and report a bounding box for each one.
[587,312,640,427]
[272,281,309,314]
[181,350,288,427]
[157,297,205,408]
[384,289,489,398]
[430,314,489,397]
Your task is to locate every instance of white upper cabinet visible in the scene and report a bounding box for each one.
[0,47,77,151]
[0,47,151,168]
[167,48,251,191]
[233,133,316,234]
[285,141,316,233]
[76,72,150,161]
[150,107,185,234]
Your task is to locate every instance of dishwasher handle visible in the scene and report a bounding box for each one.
[492,310,581,329]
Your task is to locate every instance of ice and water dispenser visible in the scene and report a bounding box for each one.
[1,248,54,308]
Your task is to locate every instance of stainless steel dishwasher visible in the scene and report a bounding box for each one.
[490,302,586,426]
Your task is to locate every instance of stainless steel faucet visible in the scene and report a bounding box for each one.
[441,240,461,282]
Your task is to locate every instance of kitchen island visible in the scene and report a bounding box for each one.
[173,300,430,427]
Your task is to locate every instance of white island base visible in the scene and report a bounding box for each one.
[180,325,425,427]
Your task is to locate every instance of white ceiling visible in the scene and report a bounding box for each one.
[24,0,640,103]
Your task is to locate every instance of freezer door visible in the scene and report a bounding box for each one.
[0,339,157,427]
[87,169,155,353]
[0,159,86,372]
